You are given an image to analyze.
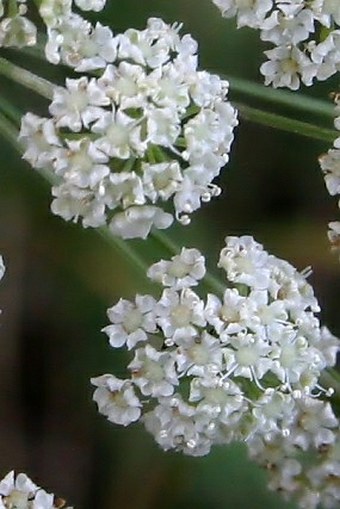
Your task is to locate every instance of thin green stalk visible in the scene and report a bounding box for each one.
[0,56,54,100]
[236,102,337,143]
[0,110,22,151]
[0,93,22,124]
[225,75,335,118]
[98,228,149,275]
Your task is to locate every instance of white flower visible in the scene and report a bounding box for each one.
[109,206,173,240]
[211,0,273,29]
[142,161,183,203]
[102,295,157,350]
[74,0,106,11]
[93,236,339,459]
[54,138,110,188]
[224,332,272,381]
[91,374,142,426]
[49,77,109,132]
[129,344,178,397]
[22,17,237,239]
[143,395,212,456]
[189,376,246,422]
[320,146,340,195]
[0,471,72,509]
[98,62,146,109]
[45,16,117,69]
[19,114,61,170]
[218,235,271,289]
[92,108,145,158]
[205,289,246,335]
[212,0,340,90]
[74,23,117,72]
[270,329,323,387]
[155,288,206,343]
[308,31,340,82]
[251,390,296,438]
[0,14,37,48]
[147,247,206,290]
[176,331,223,376]
[290,398,338,450]
[260,5,315,46]
[51,182,107,228]
[39,0,72,27]
[260,45,317,90]
[0,256,4,281]
[183,103,237,165]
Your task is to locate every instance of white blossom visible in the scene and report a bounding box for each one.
[91,374,142,426]
[260,45,317,90]
[21,18,238,239]
[0,13,36,48]
[102,295,157,350]
[212,0,340,89]
[247,395,340,509]
[129,344,179,397]
[0,256,4,282]
[319,94,340,258]
[211,0,273,29]
[92,236,339,461]
[109,206,173,240]
[0,471,72,509]
[147,247,206,290]
[49,77,109,132]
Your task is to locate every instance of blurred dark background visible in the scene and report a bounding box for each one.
[0,1,339,508]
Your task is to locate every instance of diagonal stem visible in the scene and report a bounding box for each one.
[236,102,337,143]
[0,56,54,100]
[225,74,335,119]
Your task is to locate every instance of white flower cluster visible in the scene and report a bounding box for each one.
[212,0,340,89]
[0,470,73,509]
[0,0,36,48]
[91,236,339,464]
[39,0,112,70]
[0,0,107,50]
[19,18,238,239]
[319,94,340,257]
[248,394,340,509]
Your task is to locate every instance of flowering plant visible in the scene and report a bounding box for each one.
[0,1,339,508]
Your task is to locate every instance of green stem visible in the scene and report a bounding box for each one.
[0,110,22,151]
[98,228,149,275]
[236,102,337,143]
[0,93,22,124]
[225,75,335,119]
[0,56,54,100]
